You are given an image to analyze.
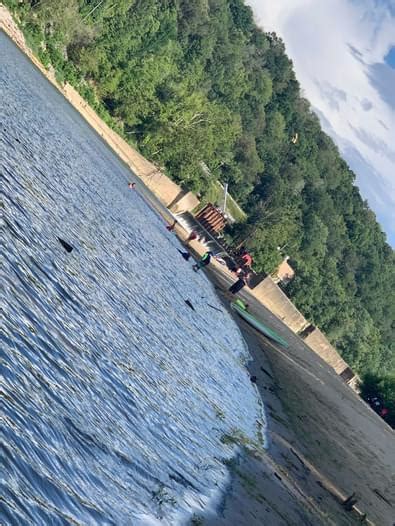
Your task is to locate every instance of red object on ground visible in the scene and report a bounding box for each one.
[187,230,198,241]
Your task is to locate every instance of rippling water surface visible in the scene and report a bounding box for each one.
[1,33,265,525]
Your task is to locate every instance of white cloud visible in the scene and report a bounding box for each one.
[246,0,395,245]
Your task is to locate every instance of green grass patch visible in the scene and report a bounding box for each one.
[198,181,247,223]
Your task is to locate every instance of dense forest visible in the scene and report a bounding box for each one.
[4,0,394,413]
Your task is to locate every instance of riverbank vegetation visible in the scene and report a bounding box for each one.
[3,0,394,401]
[360,373,395,428]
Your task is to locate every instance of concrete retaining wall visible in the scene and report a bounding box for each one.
[138,170,182,207]
[304,328,348,375]
[251,276,309,333]
[138,171,199,212]
[169,191,200,214]
[250,277,358,390]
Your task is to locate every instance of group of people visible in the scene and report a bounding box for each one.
[129,181,252,297]
[184,248,252,296]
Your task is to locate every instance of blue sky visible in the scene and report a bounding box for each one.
[247,0,395,246]
[385,45,395,67]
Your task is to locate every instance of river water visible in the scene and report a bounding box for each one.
[0,33,265,525]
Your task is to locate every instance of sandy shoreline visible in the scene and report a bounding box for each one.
[2,6,394,525]
[203,268,394,526]
[198,283,353,525]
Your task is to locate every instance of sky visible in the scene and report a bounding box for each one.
[246,0,395,246]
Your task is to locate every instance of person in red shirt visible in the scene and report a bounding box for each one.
[241,252,253,267]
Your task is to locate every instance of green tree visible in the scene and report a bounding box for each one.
[360,373,395,428]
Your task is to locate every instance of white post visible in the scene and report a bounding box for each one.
[223,183,228,214]
[82,0,105,21]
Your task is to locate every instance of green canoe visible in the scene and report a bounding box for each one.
[231,300,289,348]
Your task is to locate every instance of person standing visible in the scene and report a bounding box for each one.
[193,251,213,272]
[166,220,177,231]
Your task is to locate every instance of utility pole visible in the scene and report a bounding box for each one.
[222,183,228,215]
[82,0,105,21]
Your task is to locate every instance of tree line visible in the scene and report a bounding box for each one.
[4,0,394,423]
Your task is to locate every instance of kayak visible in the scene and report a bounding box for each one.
[231,301,289,348]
